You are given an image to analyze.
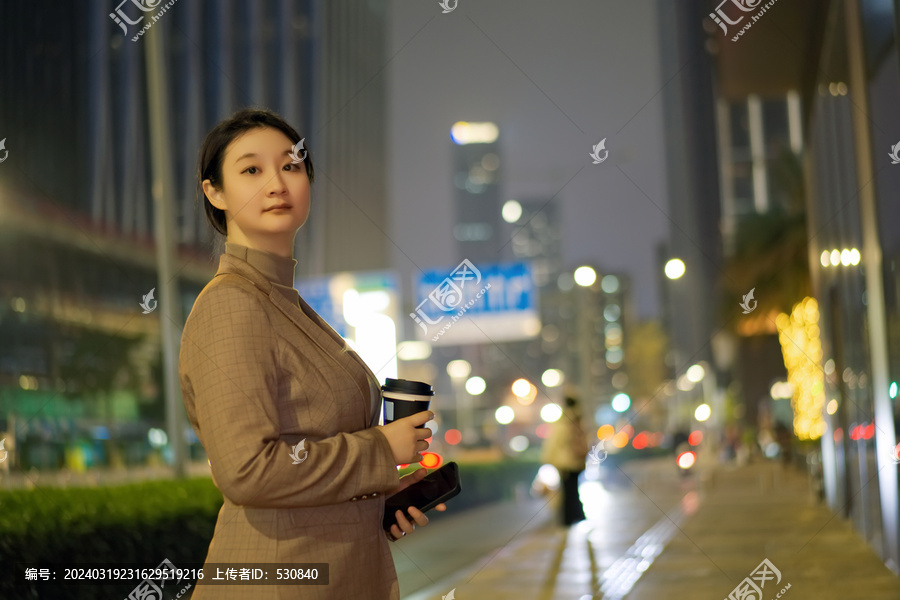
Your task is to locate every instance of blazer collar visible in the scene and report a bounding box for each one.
[214,253,382,428]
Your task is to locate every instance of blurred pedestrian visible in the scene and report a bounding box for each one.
[719,423,739,463]
[774,421,793,467]
[739,426,758,465]
[540,396,589,525]
[180,108,444,600]
[671,428,690,454]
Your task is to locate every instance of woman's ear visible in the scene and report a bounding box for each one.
[202,179,227,211]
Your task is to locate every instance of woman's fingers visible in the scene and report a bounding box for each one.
[390,504,440,539]
[390,523,405,539]
[405,506,429,527]
[392,509,415,537]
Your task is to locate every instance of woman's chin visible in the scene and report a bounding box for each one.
[263,217,307,234]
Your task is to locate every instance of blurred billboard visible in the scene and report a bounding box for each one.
[410,260,540,345]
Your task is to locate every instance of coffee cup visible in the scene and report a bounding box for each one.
[382,378,434,429]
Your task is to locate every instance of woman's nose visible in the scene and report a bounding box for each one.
[267,172,287,194]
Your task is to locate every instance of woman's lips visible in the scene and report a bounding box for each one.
[265,203,292,211]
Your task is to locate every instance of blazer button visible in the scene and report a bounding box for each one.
[351,496,358,501]
[361,494,368,500]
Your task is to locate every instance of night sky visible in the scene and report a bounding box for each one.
[386,0,672,319]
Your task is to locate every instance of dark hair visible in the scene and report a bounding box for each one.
[197,108,315,237]
[564,396,582,420]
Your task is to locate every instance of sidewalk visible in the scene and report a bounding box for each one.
[403,460,899,600]
[628,460,900,599]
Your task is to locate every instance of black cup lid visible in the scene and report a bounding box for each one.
[382,378,434,396]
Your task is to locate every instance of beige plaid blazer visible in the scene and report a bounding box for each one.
[179,251,401,599]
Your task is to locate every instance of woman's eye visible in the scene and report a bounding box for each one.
[242,166,259,174]
[284,163,299,171]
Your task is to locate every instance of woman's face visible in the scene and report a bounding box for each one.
[203,127,310,249]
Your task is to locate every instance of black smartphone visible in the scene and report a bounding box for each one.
[382,461,461,531]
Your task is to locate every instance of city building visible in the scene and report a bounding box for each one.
[655,0,724,417]
[707,0,899,573]
[800,0,900,574]
[0,0,387,470]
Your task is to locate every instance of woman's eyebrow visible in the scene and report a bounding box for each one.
[232,150,294,164]
[233,152,257,164]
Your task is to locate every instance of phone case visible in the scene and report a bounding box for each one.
[382,462,461,531]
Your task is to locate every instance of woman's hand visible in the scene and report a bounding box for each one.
[383,467,447,541]
[375,411,434,465]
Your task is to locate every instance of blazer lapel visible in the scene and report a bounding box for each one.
[293,293,386,425]
[214,254,380,429]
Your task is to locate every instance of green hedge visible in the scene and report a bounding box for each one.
[0,461,542,598]
[0,477,221,599]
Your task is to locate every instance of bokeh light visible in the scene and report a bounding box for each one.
[776,297,825,440]
[597,424,615,440]
[511,378,532,397]
[541,368,564,387]
[540,403,563,423]
[419,452,442,468]
[611,393,630,412]
[465,376,486,395]
[665,258,685,279]
[495,406,515,425]
[677,451,696,469]
[501,199,522,223]
[686,364,705,383]
[632,431,648,450]
[444,429,462,445]
[509,435,529,452]
[601,275,620,293]
[611,431,629,448]
[574,266,597,287]
[694,403,711,422]
[446,359,471,379]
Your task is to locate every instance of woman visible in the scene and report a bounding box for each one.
[179,108,444,599]
[540,396,588,525]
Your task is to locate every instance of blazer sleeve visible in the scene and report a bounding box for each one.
[179,284,399,509]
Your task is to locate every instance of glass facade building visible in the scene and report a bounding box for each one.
[804,0,900,573]
[0,0,388,470]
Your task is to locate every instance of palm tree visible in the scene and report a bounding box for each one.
[720,149,810,329]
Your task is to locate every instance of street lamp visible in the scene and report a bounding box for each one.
[495,406,515,425]
[446,360,471,379]
[574,266,597,287]
[541,368,564,387]
[540,403,563,423]
[573,266,597,408]
[686,364,705,383]
[694,403,711,422]
[664,258,686,280]
[465,376,486,395]
[511,378,536,406]
[501,200,522,223]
